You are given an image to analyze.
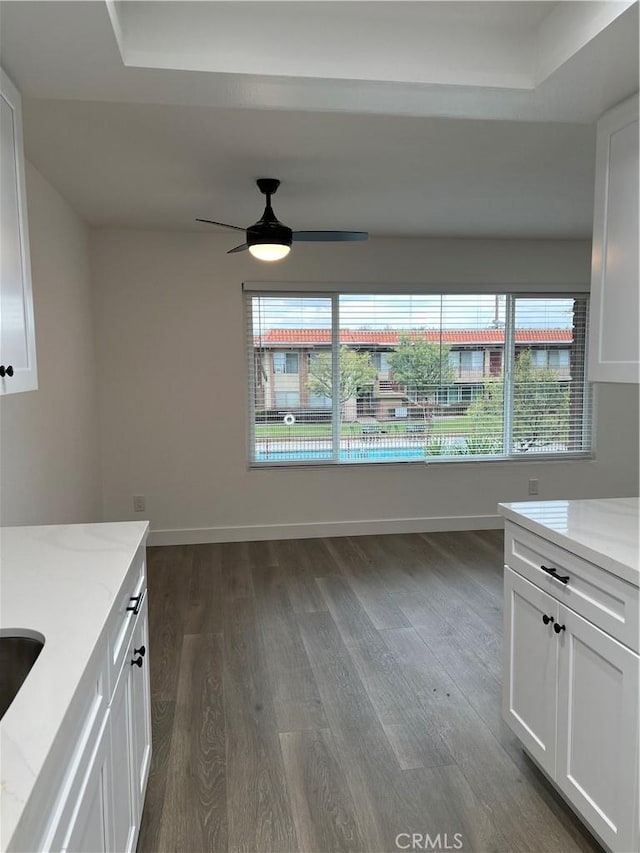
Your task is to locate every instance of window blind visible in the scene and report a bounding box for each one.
[246,292,591,466]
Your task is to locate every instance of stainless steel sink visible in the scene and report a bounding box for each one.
[0,632,45,720]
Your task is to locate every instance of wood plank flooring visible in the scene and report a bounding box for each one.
[138,531,602,853]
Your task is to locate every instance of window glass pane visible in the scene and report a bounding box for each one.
[337,294,506,461]
[435,296,505,458]
[511,297,590,454]
[285,352,299,373]
[247,291,591,466]
[250,295,333,463]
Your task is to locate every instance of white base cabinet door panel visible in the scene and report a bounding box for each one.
[108,657,137,853]
[556,606,639,853]
[503,568,558,776]
[61,719,110,853]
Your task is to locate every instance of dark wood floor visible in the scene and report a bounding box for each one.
[137,531,602,853]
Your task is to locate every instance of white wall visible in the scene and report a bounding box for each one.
[0,163,101,526]
[91,230,639,544]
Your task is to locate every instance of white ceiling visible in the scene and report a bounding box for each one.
[0,1,637,238]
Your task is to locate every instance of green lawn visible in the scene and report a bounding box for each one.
[254,416,472,439]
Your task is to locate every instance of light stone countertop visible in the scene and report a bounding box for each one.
[0,521,149,852]
[498,497,639,587]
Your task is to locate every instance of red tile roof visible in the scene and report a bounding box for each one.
[254,329,573,347]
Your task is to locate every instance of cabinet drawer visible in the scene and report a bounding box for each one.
[107,547,146,694]
[505,522,639,652]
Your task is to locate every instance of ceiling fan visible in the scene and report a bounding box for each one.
[196,178,368,261]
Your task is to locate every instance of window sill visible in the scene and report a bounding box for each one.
[249,452,595,471]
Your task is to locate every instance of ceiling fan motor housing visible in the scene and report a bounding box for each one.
[247,220,293,248]
[248,182,293,247]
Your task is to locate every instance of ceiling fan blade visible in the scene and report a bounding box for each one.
[227,243,249,254]
[196,218,245,232]
[292,231,368,242]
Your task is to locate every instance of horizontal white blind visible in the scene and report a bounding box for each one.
[249,295,336,464]
[246,292,591,466]
[510,296,591,454]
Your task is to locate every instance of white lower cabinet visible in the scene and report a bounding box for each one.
[109,654,137,853]
[129,598,152,810]
[36,553,152,853]
[503,568,558,776]
[61,719,110,853]
[504,564,639,853]
[109,597,152,853]
[556,604,639,853]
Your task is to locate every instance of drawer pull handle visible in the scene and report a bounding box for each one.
[542,614,554,625]
[126,590,145,614]
[131,656,143,667]
[0,365,14,378]
[134,645,146,657]
[553,623,566,634]
[541,565,570,585]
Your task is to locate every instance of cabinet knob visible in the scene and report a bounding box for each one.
[542,614,554,625]
[553,623,566,634]
[0,365,14,378]
[134,645,146,657]
[131,656,143,667]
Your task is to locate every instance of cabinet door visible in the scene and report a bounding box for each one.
[503,567,559,776]
[589,95,639,383]
[130,597,152,818]
[108,653,137,853]
[556,605,639,853]
[0,68,37,394]
[61,718,110,853]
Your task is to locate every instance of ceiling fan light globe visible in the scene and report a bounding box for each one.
[248,243,291,262]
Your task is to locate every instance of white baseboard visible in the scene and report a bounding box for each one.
[147,514,503,546]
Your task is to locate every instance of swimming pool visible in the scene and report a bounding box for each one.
[255,445,427,463]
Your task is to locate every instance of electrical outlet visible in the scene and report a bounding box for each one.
[528,478,539,496]
[133,495,146,513]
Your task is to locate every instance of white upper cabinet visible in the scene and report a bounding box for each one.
[588,95,639,384]
[0,67,37,394]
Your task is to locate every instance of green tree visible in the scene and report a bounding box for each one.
[388,333,456,420]
[466,349,569,451]
[307,347,376,414]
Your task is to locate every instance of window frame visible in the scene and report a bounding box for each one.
[272,351,299,374]
[246,289,593,469]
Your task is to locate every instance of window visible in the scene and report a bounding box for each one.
[549,349,570,369]
[372,352,392,372]
[275,391,300,408]
[449,349,484,374]
[273,351,299,374]
[530,348,571,370]
[308,391,332,408]
[247,292,591,465]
